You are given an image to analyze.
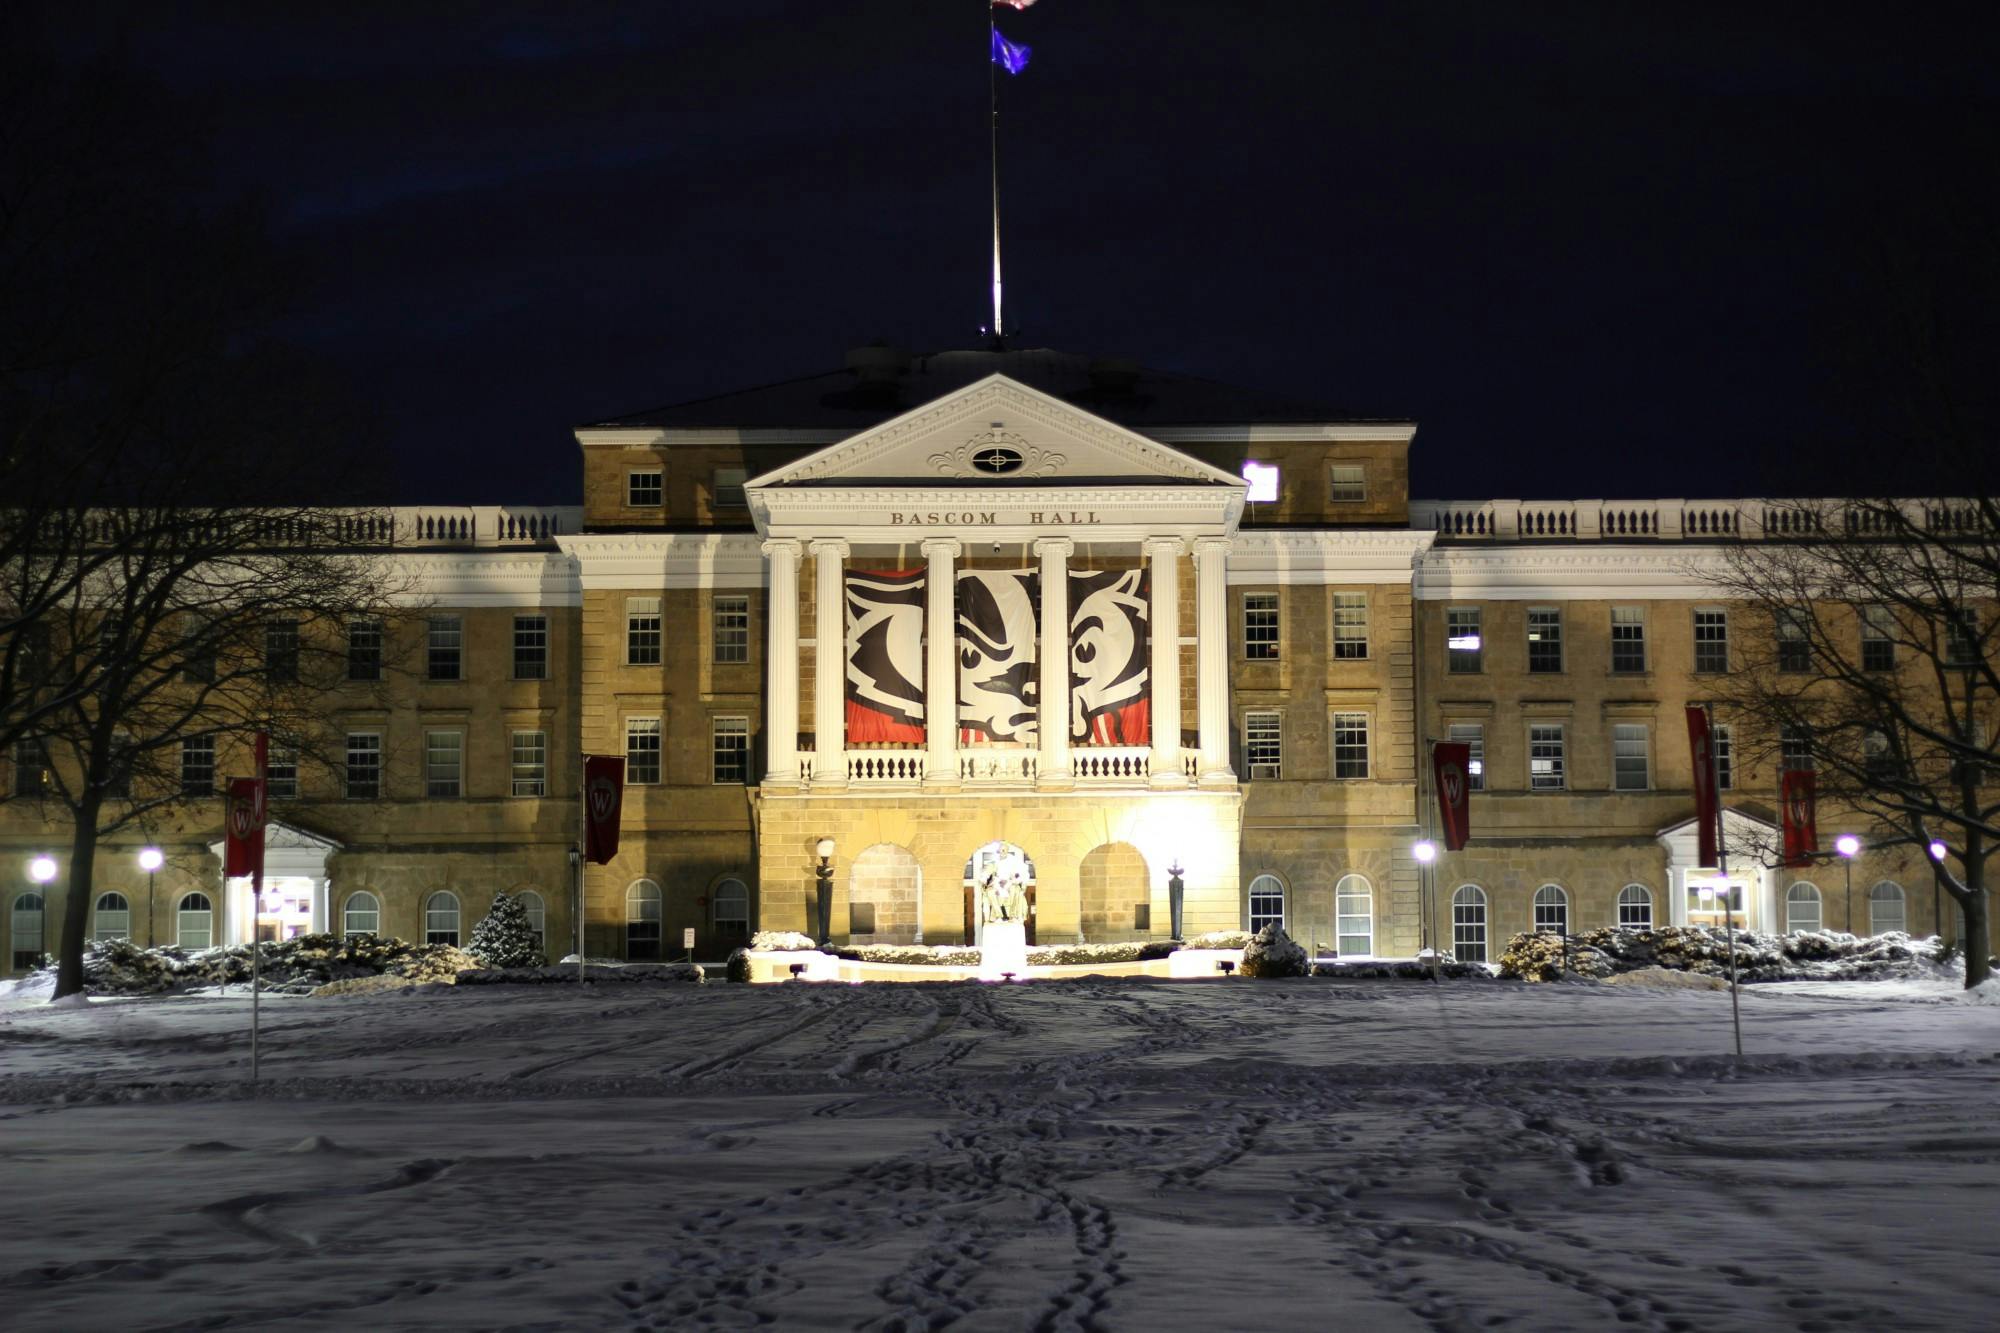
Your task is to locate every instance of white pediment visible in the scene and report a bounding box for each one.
[746,375,1247,490]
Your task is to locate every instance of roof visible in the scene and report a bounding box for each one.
[584,347,1409,432]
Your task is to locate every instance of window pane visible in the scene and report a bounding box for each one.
[1860,604,1894,672]
[713,596,750,664]
[1617,884,1653,928]
[511,731,547,797]
[1242,593,1279,660]
[1713,724,1734,790]
[346,732,382,798]
[266,748,298,799]
[1245,712,1282,780]
[1335,875,1373,955]
[425,731,463,797]
[626,717,661,784]
[712,716,749,784]
[1693,609,1728,673]
[1527,609,1563,673]
[425,892,460,946]
[344,892,381,938]
[627,597,662,666]
[1333,712,1369,779]
[1529,725,1565,790]
[1329,464,1366,502]
[1447,608,1482,674]
[514,615,548,680]
[348,618,383,681]
[628,471,663,506]
[1447,723,1484,791]
[1533,886,1569,934]
[1613,723,1649,791]
[712,467,747,510]
[1777,609,1810,672]
[1247,875,1285,932]
[1452,886,1487,963]
[264,620,299,681]
[181,736,216,795]
[1610,607,1646,673]
[1333,593,1367,660]
[428,616,463,680]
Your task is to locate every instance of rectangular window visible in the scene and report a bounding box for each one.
[425,730,463,798]
[626,717,661,785]
[266,748,298,800]
[1529,724,1566,791]
[1945,608,1980,667]
[1332,712,1370,779]
[427,616,463,681]
[264,620,299,681]
[345,733,383,799]
[1713,724,1733,791]
[711,467,747,510]
[1245,711,1282,780]
[106,731,133,800]
[1610,607,1646,674]
[627,597,662,666]
[1613,723,1649,791]
[1446,607,1482,674]
[1242,592,1279,660]
[1527,608,1563,673]
[180,620,214,683]
[1782,725,1814,773]
[1693,609,1728,673]
[511,730,547,797]
[1447,723,1484,791]
[1329,464,1366,502]
[347,618,383,682]
[180,736,216,795]
[712,716,749,784]
[713,596,750,664]
[627,470,663,507]
[1858,604,1895,672]
[1777,609,1810,673]
[513,615,548,680]
[11,740,50,799]
[1333,593,1368,660]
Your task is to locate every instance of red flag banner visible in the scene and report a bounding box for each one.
[1432,742,1472,851]
[224,777,265,877]
[1781,769,1818,866]
[1686,706,1719,867]
[583,756,625,865]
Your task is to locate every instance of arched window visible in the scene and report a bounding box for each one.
[1335,874,1373,957]
[1617,884,1654,929]
[176,892,215,950]
[1247,875,1285,933]
[516,890,547,954]
[343,891,381,938]
[626,879,663,961]
[712,878,749,935]
[1868,881,1906,936]
[10,892,45,971]
[423,891,461,946]
[1452,885,1488,963]
[1533,885,1569,935]
[1785,882,1823,934]
[93,891,131,943]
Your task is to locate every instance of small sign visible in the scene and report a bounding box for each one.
[683,927,696,949]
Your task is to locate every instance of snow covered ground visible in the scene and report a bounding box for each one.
[3,976,1998,1331]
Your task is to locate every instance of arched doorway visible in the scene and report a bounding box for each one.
[1079,843,1150,941]
[964,842,1036,945]
[849,845,921,944]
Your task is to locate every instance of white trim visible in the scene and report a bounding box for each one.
[557,533,767,590]
[385,552,582,608]
[1227,529,1435,585]
[1416,545,1738,601]
[1148,424,1416,444]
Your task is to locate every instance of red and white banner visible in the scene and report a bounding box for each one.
[958,570,1039,745]
[583,756,625,865]
[1686,706,1720,868]
[224,777,265,877]
[1432,741,1472,851]
[1781,769,1818,866]
[846,568,928,745]
[1069,568,1150,745]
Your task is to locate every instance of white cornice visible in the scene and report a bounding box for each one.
[384,551,581,607]
[1227,530,1435,585]
[1416,545,1737,601]
[752,484,1243,545]
[1147,424,1417,445]
[557,532,767,590]
[575,427,841,450]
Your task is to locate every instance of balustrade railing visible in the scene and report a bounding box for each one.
[846,750,926,785]
[1072,746,1151,783]
[1412,498,1991,543]
[788,744,1199,788]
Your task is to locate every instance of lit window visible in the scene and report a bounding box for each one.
[93,891,130,943]
[1332,712,1370,779]
[1245,711,1282,780]
[1452,885,1488,962]
[1529,725,1565,790]
[1527,608,1563,673]
[425,731,463,798]
[177,892,215,950]
[1243,593,1279,660]
[626,717,661,785]
[511,730,547,797]
[712,716,750,784]
[1693,609,1728,673]
[713,596,749,664]
[1241,462,1279,503]
[514,614,549,680]
[1329,464,1366,502]
[1333,593,1368,660]
[1447,608,1482,673]
[1610,607,1646,673]
[11,891,45,970]
[343,891,381,938]
[1335,874,1374,955]
[345,733,382,798]
[1613,723,1649,791]
[427,616,463,681]
[1248,875,1285,932]
[180,736,216,795]
[627,597,662,666]
[628,471,663,507]
[1447,723,1484,791]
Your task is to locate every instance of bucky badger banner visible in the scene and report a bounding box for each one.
[846,569,927,744]
[1069,569,1151,745]
[957,571,1039,744]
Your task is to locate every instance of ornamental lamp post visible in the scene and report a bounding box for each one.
[138,848,164,947]
[1412,840,1440,980]
[1166,859,1185,942]
[27,857,55,969]
[1835,834,1860,934]
[814,838,836,948]
[1929,840,1949,946]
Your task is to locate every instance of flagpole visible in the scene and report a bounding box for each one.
[989,5,1004,347]
[1707,703,1743,1059]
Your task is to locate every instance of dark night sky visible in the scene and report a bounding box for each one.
[38,1,2000,503]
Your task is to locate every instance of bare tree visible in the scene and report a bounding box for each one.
[1703,497,1996,988]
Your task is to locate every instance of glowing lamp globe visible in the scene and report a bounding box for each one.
[1412,840,1437,865]
[28,855,56,883]
[1929,841,1948,861]
[1834,835,1860,859]
[138,847,165,872]
[814,837,836,861]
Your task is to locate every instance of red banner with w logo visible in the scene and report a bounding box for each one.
[583,756,625,865]
[1432,742,1472,851]
[1686,706,1720,868]
[1781,769,1818,866]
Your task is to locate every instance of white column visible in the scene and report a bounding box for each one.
[762,538,802,786]
[922,539,961,784]
[1035,537,1074,787]
[1193,537,1235,785]
[810,538,848,789]
[1147,537,1187,787]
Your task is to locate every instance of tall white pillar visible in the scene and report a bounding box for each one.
[1035,537,1074,787]
[1147,537,1187,787]
[922,538,961,784]
[1193,536,1235,786]
[809,538,848,789]
[762,538,802,786]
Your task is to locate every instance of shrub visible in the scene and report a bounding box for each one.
[1185,930,1254,950]
[1239,924,1308,977]
[725,948,752,982]
[467,891,545,968]
[749,930,817,952]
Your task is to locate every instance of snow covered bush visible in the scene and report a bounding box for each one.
[1498,925,1956,984]
[725,948,752,982]
[467,891,545,968]
[749,930,818,952]
[29,933,481,996]
[1313,959,1495,981]
[1239,924,1309,978]
[1025,941,1179,966]
[1185,930,1254,950]
[830,944,980,966]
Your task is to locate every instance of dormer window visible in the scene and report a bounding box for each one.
[627,470,663,507]
[712,467,747,508]
[1330,465,1366,502]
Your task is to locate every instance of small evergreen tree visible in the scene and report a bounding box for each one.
[467,891,544,968]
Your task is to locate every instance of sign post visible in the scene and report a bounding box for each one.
[580,756,626,984]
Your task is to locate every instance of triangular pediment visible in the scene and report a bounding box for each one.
[747,375,1246,490]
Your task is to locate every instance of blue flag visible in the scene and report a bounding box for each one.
[991,28,1032,76]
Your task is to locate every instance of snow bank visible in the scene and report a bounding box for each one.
[1498,925,1960,984]
[454,962,705,986]
[27,934,481,997]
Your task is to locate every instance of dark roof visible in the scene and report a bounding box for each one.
[584,347,1409,432]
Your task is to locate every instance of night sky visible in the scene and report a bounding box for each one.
[35,2,2000,503]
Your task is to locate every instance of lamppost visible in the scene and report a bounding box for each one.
[1929,839,1949,947]
[138,847,163,946]
[1835,834,1860,934]
[566,844,583,982]
[814,837,835,948]
[1412,840,1439,980]
[1166,860,1185,942]
[28,856,55,968]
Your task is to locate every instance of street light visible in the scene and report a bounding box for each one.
[813,838,836,947]
[28,855,56,885]
[1412,840,1440,980]
[138,848,163,946]
[1928,840,1950,947]
[1836,834,1860,935]
[1412,840,1437,865]
[1166,859,1186,942]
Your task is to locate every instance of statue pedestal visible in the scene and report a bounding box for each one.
[978,921,1028,980]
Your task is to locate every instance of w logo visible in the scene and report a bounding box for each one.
[588,777,618,822]
[1441,765,1464,806]
[228,795,259,841]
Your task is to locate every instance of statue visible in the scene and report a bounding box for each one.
[975,851,1031,980]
